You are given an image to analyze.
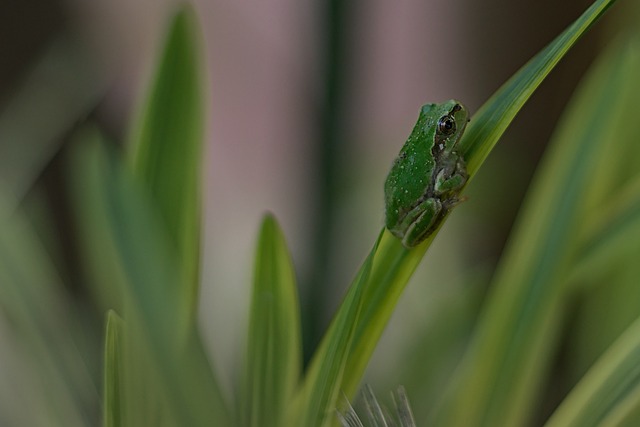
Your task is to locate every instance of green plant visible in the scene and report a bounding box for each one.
[1,0,639,426]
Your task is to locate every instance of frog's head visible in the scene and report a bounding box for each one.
[421,100,469,156]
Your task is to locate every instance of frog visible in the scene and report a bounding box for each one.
[384,100,469,248]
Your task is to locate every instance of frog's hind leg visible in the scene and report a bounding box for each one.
[402,198,442,247]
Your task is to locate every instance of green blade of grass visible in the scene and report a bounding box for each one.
[127,5,205,322]
[103,310,125,427]
[71,131,231,426]
[430,24,634,427]
[295,232,383,427]
[543,316,640,427]
[598,385,640,427]
[242,214,302,427]
[338,230,430,399]
[560,37,640,384]
[459,0,618,177]
[323,0,619,405]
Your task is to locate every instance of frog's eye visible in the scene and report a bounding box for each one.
[437,116,456,135]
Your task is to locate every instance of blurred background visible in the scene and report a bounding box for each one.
[0,0,633,420]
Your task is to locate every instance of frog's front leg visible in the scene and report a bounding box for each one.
[434,158,468,194]
[396,198,442,247]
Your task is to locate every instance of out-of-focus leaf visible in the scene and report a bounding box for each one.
[127,5,205,322]
[430,24,634,427]
[103,310,124,427]
[242,214,302,427]
[0,37,104,202]
[561,37,640,383]
[0,192,96,426]
[566,177,640,381]
[543,316,640,427]
[71,130,231,426]
[392,279,485,422]
[571,177,640,287]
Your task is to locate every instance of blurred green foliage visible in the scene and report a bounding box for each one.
[1,1,639,427]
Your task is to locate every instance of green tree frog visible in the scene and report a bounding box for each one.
[384,100,469,247]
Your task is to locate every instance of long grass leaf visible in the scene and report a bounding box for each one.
[296,232,383,427]
[332,0,619,404]
[338,231,430,399]
[0,193,95,426]
[127,5,205,321]
[559,37,640,383]
[543,316,640,427]
[103,310,125,427]
[242,214,302,427]
[459,0,619,176]
[71,131,231,426]
[430,22,634,427]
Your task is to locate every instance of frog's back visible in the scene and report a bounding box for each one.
[384,107,437,228]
